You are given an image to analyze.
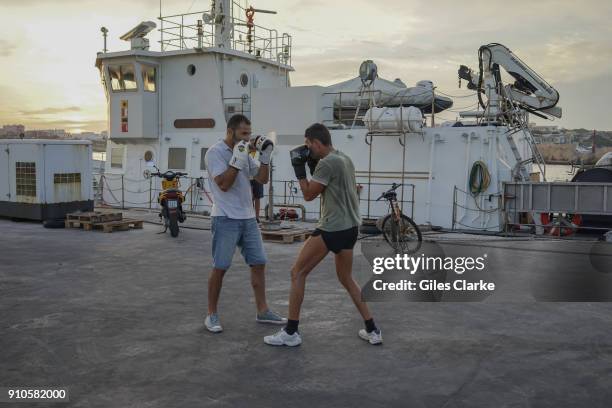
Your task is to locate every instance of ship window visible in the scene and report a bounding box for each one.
[200,148,208,170]
[144,150,154,162]
[168,148,186,170]
[142,65,156,92]
[15,162,36,197]
[110,147,124,169]
[240,73,249,87]
[108,64,138,91]
[187,64,196,76]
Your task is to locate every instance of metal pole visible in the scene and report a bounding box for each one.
[367,134,373,218]
[121,174,125,209]
[149,177,152,209]
[267,159,274,221]
[190,178,194,211]
[431,87,436,127]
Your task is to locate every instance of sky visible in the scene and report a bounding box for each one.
[0,0,611,133]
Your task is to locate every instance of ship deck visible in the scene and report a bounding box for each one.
[2,216,612,407]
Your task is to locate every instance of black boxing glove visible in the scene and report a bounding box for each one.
[307,156,319,176]
[289,144,310,180]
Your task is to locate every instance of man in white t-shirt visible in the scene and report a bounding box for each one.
[203,114,286,333]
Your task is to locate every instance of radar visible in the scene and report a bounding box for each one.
[120,21,157,50]
[359,60,378,86]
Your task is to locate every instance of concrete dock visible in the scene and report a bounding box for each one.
[2,218,612,407]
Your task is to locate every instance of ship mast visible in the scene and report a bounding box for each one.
[213,0,233,48]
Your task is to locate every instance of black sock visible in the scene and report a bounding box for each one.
[285,319,299,335]
[365,318,378,333]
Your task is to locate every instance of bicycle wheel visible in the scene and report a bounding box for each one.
[381,213,422,253]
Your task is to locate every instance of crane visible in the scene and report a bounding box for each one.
[458,43,562,120]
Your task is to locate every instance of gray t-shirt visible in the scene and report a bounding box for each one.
[311,149,361,231]
[205,140,259,219]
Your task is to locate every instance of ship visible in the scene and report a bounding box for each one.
[96,0,606,234]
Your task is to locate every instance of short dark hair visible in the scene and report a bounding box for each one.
[304,123,331,146]
[227,114,251,131]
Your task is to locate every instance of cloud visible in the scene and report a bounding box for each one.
[19,106,82,115]
[0,40,17,57]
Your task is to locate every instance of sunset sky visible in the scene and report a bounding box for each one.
[1,0,611,132]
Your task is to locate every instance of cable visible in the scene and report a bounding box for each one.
[436,90,478,99]
[469,161,491,195]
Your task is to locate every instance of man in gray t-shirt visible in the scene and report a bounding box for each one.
[264,123,382,347]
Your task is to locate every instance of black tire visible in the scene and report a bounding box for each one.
[381,213,422,253]
[169,212,179,237]
[43,219,66,229]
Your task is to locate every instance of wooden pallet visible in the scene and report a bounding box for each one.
[261,228,312,244]
[95,219,144,233]
[65,217,143,233]
[66,211,123,224]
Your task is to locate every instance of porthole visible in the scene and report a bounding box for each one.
[144,150,154,162]
[187,64,196,76]
[240,73,249,87]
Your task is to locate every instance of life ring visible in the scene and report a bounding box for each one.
[540,213,582,236]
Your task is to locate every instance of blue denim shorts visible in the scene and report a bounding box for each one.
[211,216,267,270]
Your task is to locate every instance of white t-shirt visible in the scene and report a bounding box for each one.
[205,140,259,219]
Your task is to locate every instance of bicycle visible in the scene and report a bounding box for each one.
[377,183,422,253]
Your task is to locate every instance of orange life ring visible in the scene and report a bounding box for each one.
[540,213,582,236]
[246,7,255,27]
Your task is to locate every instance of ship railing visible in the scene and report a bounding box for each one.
[321,90,384,129]
[93,172,414,223]
[158,9,292,65]
[502,181,612,236]
[222,96,251,120]
[451,186,503,232]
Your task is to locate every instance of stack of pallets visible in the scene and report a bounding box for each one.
[260,228,313,244]
[65,211,143,233]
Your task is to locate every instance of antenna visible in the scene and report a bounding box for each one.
[120,21,157,50]
[100,27,109,53]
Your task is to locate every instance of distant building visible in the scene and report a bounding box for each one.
[23,129,69,139]
[0,124,25,137]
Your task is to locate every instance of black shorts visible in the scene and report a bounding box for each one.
[312,226,359,254]
[250,180,264,199]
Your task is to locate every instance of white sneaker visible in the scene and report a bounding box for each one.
[264,328,302,347]
[205,313,223,333]
[359,329,383,345]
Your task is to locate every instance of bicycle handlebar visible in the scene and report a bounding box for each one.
[376,183,401,201]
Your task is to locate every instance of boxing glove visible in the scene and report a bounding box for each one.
[289,145,310,180]
[251,135,274,165]
[229,140,249,170]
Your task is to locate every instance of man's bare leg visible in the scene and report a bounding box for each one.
[250,264,268,314]
[288,235,329,320]
[207,268,226,315]
[334,249,372,320]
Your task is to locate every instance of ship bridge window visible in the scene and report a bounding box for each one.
[108,64,137,91]
[142,65,156,92]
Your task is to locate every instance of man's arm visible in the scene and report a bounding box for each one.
[299,179,325,201]
[214,167,240,192]
[253,163,269,184]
